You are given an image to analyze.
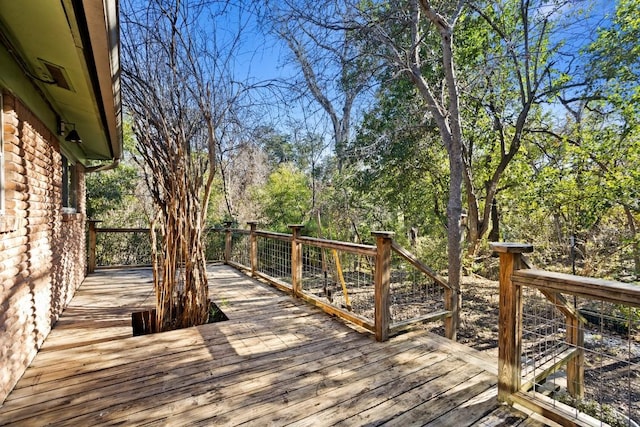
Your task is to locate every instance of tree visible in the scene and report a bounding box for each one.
[254,163,312,232]
[352,77,450,239]
[261,0,377,171]
[353,0,466,339]
[86,121,146,226]
[456,0,597,255]
[121,0,248,331]
[585,0,640,274]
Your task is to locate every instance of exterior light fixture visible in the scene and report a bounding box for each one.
[65,126,82,144]
[58,119,82,144]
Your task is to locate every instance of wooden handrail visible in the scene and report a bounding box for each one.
[94,227,150,233]
[229,228,251,235]
[297,235,377,256]
[512,269,640,307]
[87,223,151,273]
[254,230,293,241]
[391,241,450,290]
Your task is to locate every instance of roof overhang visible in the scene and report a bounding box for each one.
[0,0,122,164]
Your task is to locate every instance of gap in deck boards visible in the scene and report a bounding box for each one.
[131,300,228,336]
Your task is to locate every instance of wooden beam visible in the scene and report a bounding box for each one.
[289,224,304,298]
[87,220,101,273]
[373,231,394,342]
[223,221,233,264]
[297,236,377,257]
[520,346,577,392]
[389,310,452,335]
[512,269,640,308]
[391,241,450,290]
[247,221,258,277]
[491,242,530,403]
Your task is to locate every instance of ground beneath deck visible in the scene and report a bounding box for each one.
[0,265,549,426]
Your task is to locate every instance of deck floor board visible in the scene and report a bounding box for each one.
[0,265,549,426]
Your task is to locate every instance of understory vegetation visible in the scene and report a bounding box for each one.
[88,0,638,326]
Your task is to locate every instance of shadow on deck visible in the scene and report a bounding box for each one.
[0,265,552,426]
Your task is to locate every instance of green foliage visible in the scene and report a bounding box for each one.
[587,0,640,120]
[86,164,139,221]
[350,76,449,239]
[86,121,148,227]
[253,163,312,233]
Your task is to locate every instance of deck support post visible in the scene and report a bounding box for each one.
[567,311,585,398]
[87,220,101,273]
[373,231,394,342]
[289,224,304,298]
[490,242,533,403]
[248,221,258,276]
[223,221,233,264]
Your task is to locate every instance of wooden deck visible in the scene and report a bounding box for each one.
[0,265,551,426]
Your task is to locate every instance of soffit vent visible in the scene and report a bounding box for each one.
[38,59,73,91]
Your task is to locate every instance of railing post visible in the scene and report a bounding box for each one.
[87,220,101,273]
[567,314,585,398]
[373,231,394,342]
[490,242,533,403]
[248,221,258,276]
[223,221,233,264]
[289,224,304,298]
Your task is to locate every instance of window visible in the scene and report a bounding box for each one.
[61,155,77,213]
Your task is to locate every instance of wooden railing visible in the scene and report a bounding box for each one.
[87,220,452,341]
[492,242,640,426]
[221,224,452,341]
[215,222,453,341]
[87,221,226,271]
[88,220,152,272]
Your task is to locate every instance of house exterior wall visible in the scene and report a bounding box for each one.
[0,92,86,403]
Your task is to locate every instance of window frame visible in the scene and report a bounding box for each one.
[61,154,78,214]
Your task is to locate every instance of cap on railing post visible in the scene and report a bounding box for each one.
[247,221,258,276]
[490,242,533,403]
[223,221,233,265]
[372,231,394,342]
[288,224,305,298]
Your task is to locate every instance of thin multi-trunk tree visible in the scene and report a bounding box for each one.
[121,0,246,331]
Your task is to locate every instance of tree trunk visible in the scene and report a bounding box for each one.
[624,205,640,275]
[488,199,500,242]
[446,142,464,341]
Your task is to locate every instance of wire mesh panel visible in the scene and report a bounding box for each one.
[521,286,640,426]
[229,231,250,269]
[256,235,292,286]
[389,251,446,324]
[521,287,569,380]
[204,229,225,262]
[95,231,152,266]
[299,244,376,322]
